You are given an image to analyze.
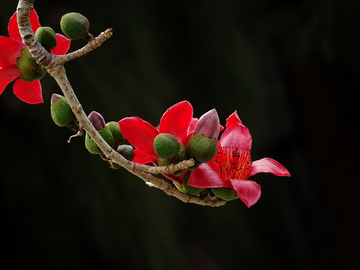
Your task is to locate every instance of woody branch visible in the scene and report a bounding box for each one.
[16,0,226,207]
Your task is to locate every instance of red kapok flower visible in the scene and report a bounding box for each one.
[0,9,71,104]
[188,111,291,207]
[119,101,221,184]
[119,101,194,166]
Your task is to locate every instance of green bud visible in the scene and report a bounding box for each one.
[157,157,172,167]
[186,134,218,163]
[60,12,90,40]
[50,94,76,127]
[117,145,134,161]
[153,133,180,159]
[85,127,114,155]
[16,48,47,82]
[106,122,125,148]
[35,26,57,50]
[212,187,239,201]
[175,143,188,161]
[181,173,204,195]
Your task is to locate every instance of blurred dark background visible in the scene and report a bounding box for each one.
[1,0,359,269]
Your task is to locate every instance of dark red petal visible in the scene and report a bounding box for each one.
[119,117,159,158]
[50,34,71,55]
[13,79,43,104]
[249,157,291,177]
[0,37,24,67]
[187,163,231,188]
[0,65,19,95]
[132,148,157,165]
[9,9,41,45]
[220,123,252,150]
[225,110,243,130]
[159,101,193,144]
[228,179,261,207]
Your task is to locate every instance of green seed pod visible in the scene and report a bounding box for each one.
[106,121,125,148]
[153,133,180,159]
[16,48,47,82]
[117,145,135,161]
[35,26,57,50]
[50,94,76,127]
[186,134,218,163]
[212,187,239,201]
[60,12,90,40]
[85,127,114,155]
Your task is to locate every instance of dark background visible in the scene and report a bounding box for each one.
[1,0,359,269]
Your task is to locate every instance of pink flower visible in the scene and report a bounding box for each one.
[0,9,71,104]
[188,111,291,207]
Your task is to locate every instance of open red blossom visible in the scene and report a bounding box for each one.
[188,111,291,207]
[119,101,222,184]
[0,9,71,104]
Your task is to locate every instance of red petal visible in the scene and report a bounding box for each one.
[163,172,185,186]
[220,123,252,150]
[50,34,71,55]
[187,163,231,188]
[228,179,261,207]
[249,157,291,177]
[13,79,43,104]
[0,37,24,67]
[132,148,157,165]
[225,111,243,129]
[159,101,193,144]
[9,9,41,45]
[0,65,19,95]
[119,117,159,158]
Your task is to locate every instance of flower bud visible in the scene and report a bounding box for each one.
[117,145,134,161]
[50,94,76,126]
[193,108,220,139]
[212,187,239,201]
[60,12,90,40]
[85,112,114,154]
[16,48,47,82]
[153,133,180,159]
[106,122,125,148]
[35,26,57,50]
[186,134,218,163]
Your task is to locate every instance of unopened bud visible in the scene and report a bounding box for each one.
[106,121,125,148]
[193,109,220,139]
[88,111,105,131]
[50,94,75,126]
[85,112,114,154]
[117,145,134,161]
[16,48,47,82]
[35,26,57,50]
[60,12,90,40]
[153,133,180,159]
[186,134,218,163]
[212,187,239,201]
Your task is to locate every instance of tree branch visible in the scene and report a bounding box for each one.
[16,0,226,207]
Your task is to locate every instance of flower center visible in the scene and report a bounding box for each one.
[209,146,252,180]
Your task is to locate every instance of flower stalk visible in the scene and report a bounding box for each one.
[16,0,226,207]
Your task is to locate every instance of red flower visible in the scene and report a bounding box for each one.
[188,111,291,207]
[120,101,219,184]
[119,101,194,163]
[0,9,71,104]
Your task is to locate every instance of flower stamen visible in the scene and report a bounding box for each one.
[210,146,252,180]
